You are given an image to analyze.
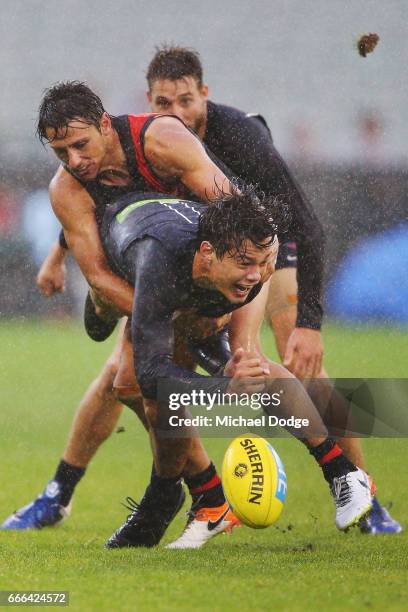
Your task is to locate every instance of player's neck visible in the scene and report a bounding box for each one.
[98,129,130,185]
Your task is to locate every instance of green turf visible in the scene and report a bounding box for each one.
[1,320,408,611]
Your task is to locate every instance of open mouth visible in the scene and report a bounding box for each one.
[233,283,253,298]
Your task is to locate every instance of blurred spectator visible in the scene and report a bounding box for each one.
[0,184,20,237]
[287,119,320,165]
[355,108,387,167]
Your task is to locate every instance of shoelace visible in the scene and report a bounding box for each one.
[122,496,140,513]
[174,507,204,542]
[121,493,173,526]
[121,496,146,524]
[185,494,205,526]
[332,475,352,508]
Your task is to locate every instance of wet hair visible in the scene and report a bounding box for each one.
[197,183,288,259]
[37,81,106,143]
[146,45,203,89]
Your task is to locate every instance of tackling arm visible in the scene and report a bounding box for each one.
[241,116,326,330]
[49,168,134,316]
[231,117,325,377]
[144,116,276,371]
[144,116,233,201]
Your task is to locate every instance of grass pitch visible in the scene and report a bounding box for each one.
[1,320,408,611]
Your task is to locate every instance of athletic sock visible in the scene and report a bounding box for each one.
[184,462,225,508]
[309,438,357,484]
[53,459,86,507]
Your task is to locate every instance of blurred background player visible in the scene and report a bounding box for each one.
[2,48,401,535]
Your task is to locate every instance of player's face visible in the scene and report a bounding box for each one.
[209,237,279,304]
[148,77,208,138]
[46,114,111,180]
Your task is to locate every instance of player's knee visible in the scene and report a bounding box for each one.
[113,383,142,404]
[113,360,141,403]
[93,354,120,396]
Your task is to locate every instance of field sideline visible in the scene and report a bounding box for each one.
[1,320,408,611]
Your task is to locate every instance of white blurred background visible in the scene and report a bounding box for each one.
[2,0,407,163]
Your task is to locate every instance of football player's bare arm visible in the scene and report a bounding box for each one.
[144,116,231,201]
[37,239,67,296]
[229,243,278,362]
[49,169,134,316]
[229,283,269,355]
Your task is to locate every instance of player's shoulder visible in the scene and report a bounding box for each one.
[143,114,188,146]
[144,115,196,165]
[207,101,271,138]
[125,112,159,126]
[208,100,247,121]
[116,113,176,138]
[49,166,80,196]
[49,167,91,209]
[145,113,185,133]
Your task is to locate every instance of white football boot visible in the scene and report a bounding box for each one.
[331,468,373,530]
[166,501,240,549]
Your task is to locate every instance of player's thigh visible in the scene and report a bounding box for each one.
[112,311,215,405]
[106,317,128,364]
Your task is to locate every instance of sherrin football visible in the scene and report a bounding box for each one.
[222,435,287,528]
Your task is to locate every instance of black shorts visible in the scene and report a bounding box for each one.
[276,241,297,270]
[188,327,231,376]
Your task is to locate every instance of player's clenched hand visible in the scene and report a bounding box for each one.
[89,288,122,322]
[283,327,324,379]
[224,347,270,377]
[226,348,269,394]
[36,256,66,296]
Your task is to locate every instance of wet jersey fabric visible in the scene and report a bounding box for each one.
[102,191,262,399]
[101,191,203,277]
[65,114,188,227]
[103,191,262,317]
